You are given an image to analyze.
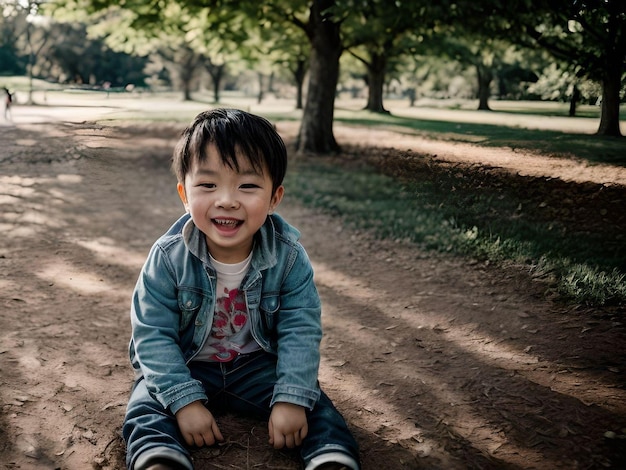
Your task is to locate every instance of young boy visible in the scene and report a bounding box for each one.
[123,108,360,470]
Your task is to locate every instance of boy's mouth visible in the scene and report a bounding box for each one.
[212,218,242,228]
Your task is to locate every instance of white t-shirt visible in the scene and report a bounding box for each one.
[192,252,261,362]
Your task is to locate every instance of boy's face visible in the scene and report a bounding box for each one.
[177,143,284,264]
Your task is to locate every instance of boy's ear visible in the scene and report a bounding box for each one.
[177,182,189,209]
[269,185,284,214]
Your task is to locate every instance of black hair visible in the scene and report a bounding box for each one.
[172,108,287,193]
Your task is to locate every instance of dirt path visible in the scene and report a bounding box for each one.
[1,118,625,470]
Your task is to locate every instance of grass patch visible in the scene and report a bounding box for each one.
[285,159,626,307]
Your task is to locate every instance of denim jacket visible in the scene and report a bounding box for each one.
[129,212,322,415]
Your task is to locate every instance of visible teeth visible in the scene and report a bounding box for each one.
[215,219,238,226]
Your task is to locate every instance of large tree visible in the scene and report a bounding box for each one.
[340,0,437,114]
[191,8,248,103]
[221,0,346,152]
[243,0,345,152]
[475,0,626,136]
[438,35,527,111]
[292,0,342,152]
[528,0,626,136]
[258,20,309,110]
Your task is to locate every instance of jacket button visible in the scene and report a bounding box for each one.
[186,300,193,307]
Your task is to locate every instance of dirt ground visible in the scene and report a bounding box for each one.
[1,110,625,470]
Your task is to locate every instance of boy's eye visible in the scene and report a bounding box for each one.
[198,183,216,189]
[240,183,260,189]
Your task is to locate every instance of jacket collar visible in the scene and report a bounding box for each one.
[182,214,283,272]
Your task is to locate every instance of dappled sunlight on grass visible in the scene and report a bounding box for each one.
[288,156,626,305]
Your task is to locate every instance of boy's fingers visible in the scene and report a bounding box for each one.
[272,432,285,449]
[182,432,197,447]
[211,422,224,442]
[203,432,216,446]
[300,424,308,442]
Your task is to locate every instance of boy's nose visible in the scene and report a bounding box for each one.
[215,191,239,209]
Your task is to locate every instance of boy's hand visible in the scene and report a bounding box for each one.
[175,401,224,447]
[268,402,308,449]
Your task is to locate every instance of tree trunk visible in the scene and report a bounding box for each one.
[597,60,623,137]
[207,62,224,103]
[182,82,192,101]
[406,87,416,107]
[297,0,342,154]
[257,72,265,104]
[365,52,388,113]
[178,52,194,101]
[180,64,194,101]
[25,20,49,105]
[569,84,580,117]
[476,63,493,111]
[173,46,201,102]
[293,59,306,110]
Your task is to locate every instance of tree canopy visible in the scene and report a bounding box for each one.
[4,0,623,147]
[468,0,626,136]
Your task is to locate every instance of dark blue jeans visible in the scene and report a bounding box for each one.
[123,351,360,469]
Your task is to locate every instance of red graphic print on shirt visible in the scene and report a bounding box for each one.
[209,287,248,362]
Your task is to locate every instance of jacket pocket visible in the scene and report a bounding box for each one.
[259,294,279,334]
[178,288,203,331]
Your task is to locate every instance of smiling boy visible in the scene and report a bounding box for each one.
[122,109,360,470]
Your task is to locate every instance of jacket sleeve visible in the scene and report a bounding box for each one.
[271,244,323,410]
[129,243,207,414]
